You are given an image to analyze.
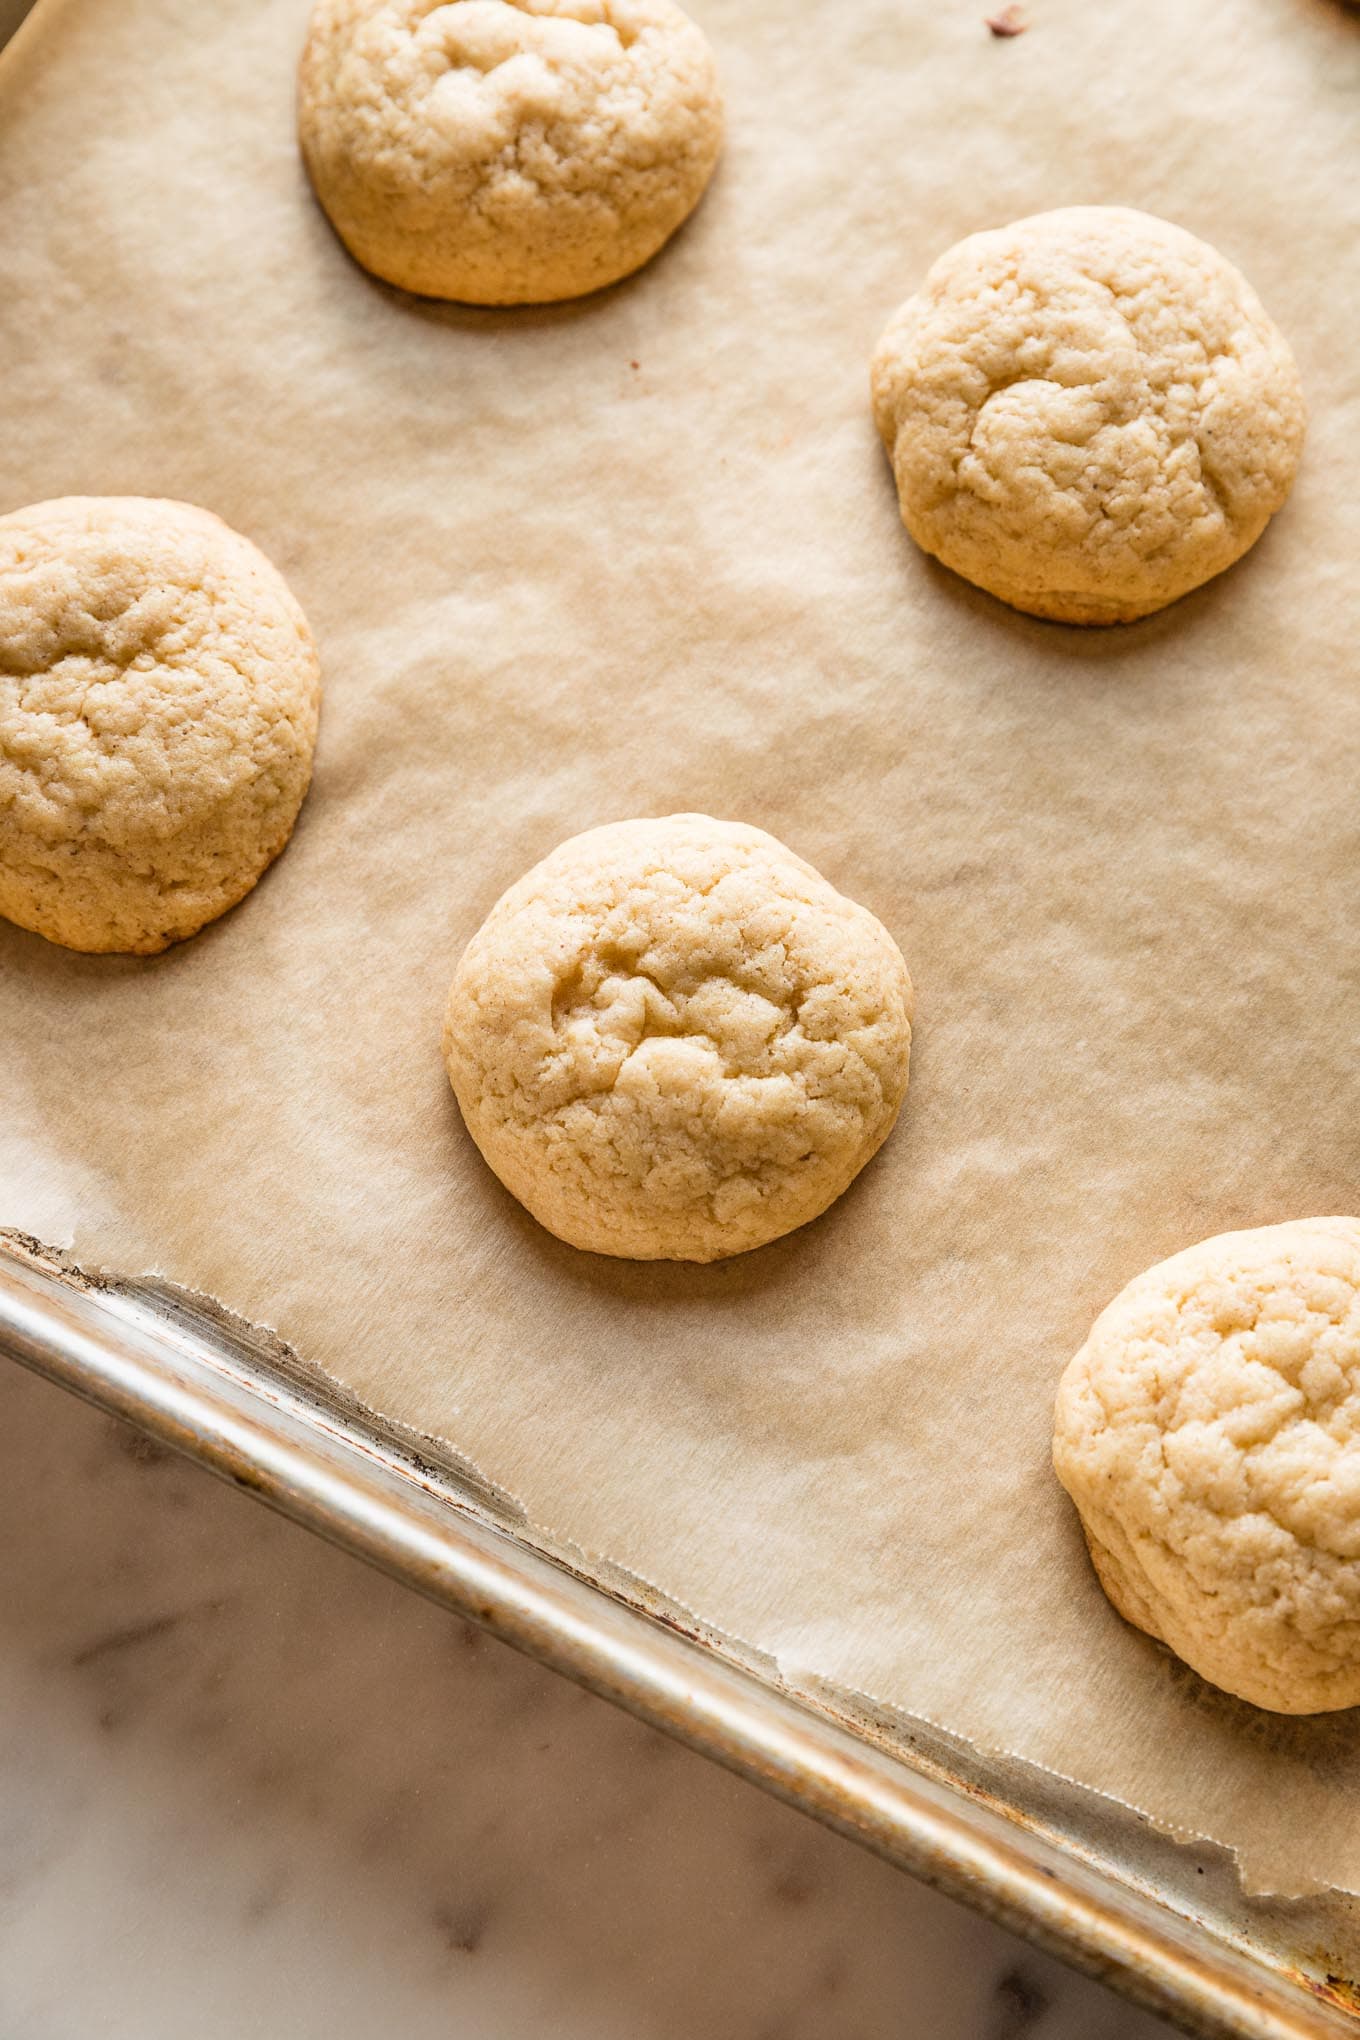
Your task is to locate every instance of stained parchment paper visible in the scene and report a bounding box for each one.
[3,0,1360,1899]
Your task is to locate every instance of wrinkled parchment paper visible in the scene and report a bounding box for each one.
[3,0,1360,1899]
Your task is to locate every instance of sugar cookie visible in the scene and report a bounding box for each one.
[442,814,913,1259]
[872,207,1305,623]
[298,0,723,304]
[0,496,320,954]
[1054,1219,1360,1712]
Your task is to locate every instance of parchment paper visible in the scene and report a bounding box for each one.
[3,0,1360,1899]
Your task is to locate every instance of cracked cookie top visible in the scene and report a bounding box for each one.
[1053,1219,1360,1713]
[442,814,914,1260]
[298,0,723,303]
[0,497,320,954]
[871,207,1306,624]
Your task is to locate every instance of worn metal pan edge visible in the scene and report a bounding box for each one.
[0,1232,1354,2040]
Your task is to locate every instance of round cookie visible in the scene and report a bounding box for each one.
[871,207,1306,624]
[442,814,914,1260]
[0,496,321,955]
[297,0,723,305]
[1053,1219,1360,1714]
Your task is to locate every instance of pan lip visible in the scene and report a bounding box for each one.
[0,1228,1352,2040]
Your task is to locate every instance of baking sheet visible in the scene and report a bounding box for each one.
[3,0,1359,1900]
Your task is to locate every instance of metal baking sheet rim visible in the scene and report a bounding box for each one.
[0,1232,1354,2040]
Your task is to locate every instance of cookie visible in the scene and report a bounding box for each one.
[298,0,723,305]
[442,814,914,1260]
[1053,1219,1360,1713]
[871,207,1306,623]
[0,496,321,955]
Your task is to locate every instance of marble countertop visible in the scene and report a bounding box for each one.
[0,1357,1175,2040]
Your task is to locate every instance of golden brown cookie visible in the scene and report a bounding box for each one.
[0,496,320,954]
[442,814,914,1259]
[298,0,723,304]
[872,207,1306,623]
[1054,1219,1360,1712]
